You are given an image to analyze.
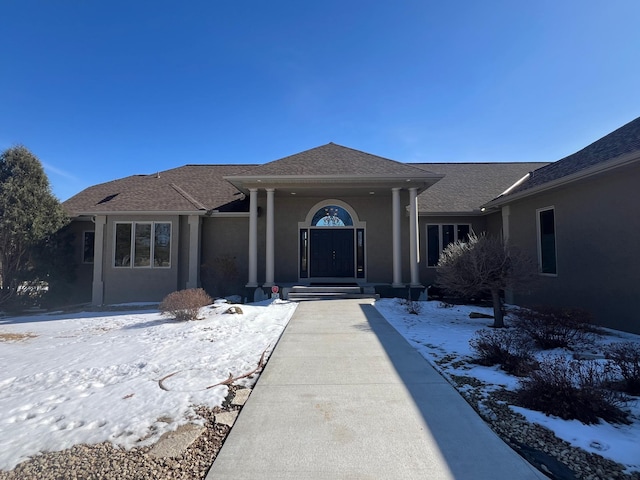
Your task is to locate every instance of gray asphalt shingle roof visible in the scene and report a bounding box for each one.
[63,165,254,215]
[237,143,438,177]
[504,116,640,197]
[413,162,549,213]
[62,145,548,216]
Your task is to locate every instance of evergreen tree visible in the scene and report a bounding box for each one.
[0,146,69,305]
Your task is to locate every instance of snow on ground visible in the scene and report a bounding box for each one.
[0,299,297,471]
[375,298,640,473]
[2,296,638,473]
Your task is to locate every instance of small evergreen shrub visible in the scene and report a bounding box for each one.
[516,356,628,424]
[604,342,640,395]
[469,328,538,376]
[514,306,598,350]
[159,288,212,321]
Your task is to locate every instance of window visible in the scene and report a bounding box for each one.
[427,224,471,267]
[356,228,365,278]
[299,230,308,278]
[83,231,95,263]
[311,205,353,226]
[537,207,557,275]
[114,222,171,268]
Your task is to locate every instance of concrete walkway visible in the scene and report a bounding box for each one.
[206,299,547,480]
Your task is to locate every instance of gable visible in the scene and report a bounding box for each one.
[237,143,437,177]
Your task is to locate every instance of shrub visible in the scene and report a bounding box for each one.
[469,328,538,376]
[401,289,422,315]
[514,306,598,350]
[159,288,212,321]
[604,342,640,395]
[516,356,628,424]
[436,233,537,328]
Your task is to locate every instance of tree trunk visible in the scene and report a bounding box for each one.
[491,288,504,328]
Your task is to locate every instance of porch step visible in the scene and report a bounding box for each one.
[285,286,379,302]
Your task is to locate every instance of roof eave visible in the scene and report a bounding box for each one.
[224,173,445,194]
[482,151,640,210]
[68,209,208,218]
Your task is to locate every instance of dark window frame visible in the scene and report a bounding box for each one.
[114,222,172,269]
[426,223,472,267]
[537,207,557,275]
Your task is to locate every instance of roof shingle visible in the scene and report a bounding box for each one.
[505,116,640,197]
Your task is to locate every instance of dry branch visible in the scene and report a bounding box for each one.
[206,347,269,390]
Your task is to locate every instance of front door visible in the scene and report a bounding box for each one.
[309,229,354,278]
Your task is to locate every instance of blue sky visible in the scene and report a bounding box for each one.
[2,1,639,201]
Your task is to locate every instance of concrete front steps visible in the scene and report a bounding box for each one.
[285,285,379,301]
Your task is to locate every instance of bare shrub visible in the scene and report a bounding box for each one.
[469,328,538,376]
[514,306,598,350]
[159,288,212,321]
[436,233,537,328]
[604,342,640,395]
[516,356,629,424]
[401,289,422,315]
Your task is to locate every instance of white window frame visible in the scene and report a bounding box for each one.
[113,221,172,269]
[536,206,557,276]
[426,223,472,267]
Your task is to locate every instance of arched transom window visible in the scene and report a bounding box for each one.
[311,205,353,227]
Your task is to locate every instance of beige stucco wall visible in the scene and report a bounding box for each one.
[65,219,94,304]
[506,162,640,333]
[201,216,249,297]
[102,215,181,304]
[270,193,402,284]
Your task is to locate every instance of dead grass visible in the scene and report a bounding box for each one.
[0,332,37,342]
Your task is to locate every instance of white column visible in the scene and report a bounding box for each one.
[186,215,201,289]
[392,188,403,287]
[91,215,106,305]
[247,188,258,287]
[264,188,275,287]
[409,187,421,287]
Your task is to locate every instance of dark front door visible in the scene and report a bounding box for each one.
[310,229,354,277]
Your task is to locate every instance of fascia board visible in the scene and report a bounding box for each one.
[72,210,208,217]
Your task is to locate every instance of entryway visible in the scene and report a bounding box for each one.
[309,229,354,278]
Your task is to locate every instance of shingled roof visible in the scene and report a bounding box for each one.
[497,116,640,200]
[63,145,550,217]
[236,143,435,177]
[63,164,254,216]
[413,162,548,214]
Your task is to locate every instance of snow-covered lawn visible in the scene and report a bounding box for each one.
[375,298,640,473]
[2,296,638,474]
[0,299,297,471]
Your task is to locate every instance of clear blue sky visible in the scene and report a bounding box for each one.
[2,1,639,201]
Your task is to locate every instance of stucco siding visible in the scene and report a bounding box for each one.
[507,162,640,333]
[201,216,249,297]
[66,220,94,304]
[102,215,180,304]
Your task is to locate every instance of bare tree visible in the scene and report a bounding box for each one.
[436,233,537,327]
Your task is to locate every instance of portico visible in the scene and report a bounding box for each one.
[224,144,443,289]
